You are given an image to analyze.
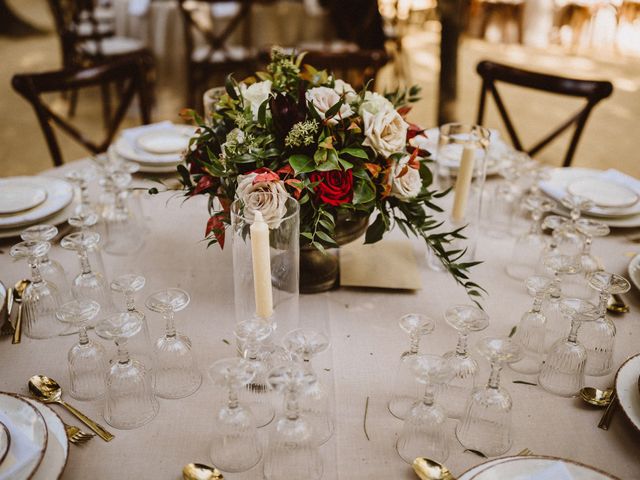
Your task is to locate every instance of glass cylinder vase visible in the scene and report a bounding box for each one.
[231,192,300,339]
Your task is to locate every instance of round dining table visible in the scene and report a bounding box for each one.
[0,159,638,479]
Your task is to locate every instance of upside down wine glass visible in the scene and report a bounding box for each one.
[456,337,522,457]
[263,363,322,480]
[146,288,202,399]
[396,355,454,464]
[96,312,159,429]
[388,314,436,420]
[56,299,106,400]
[283,328,334,445]
[10,240,63,339]
[208,357,262,473]
[581,272,630,376]
[538,298,597,397]
[439,305,489,419]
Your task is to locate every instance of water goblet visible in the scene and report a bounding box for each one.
[506,194,556,280]
[263,363,322,480]
[56,299,106,400]
[103,172,144,255]
[66,166,97,216]
[10,240,63,339]
[110,274,154,371]
[96,312,159,429]
[581,272,630,376]
[439,305,489,419]
[61,231,115,317]
[208,357,262,472]
[562,194,594,223]
[234,317,276,428]
[396,354,454,464]
[538,298,597,397]
[21,224,71,302]
[456,337,522,456]
[575,219,609,275]
[388,313,436,419]
[283,328,333,445]
[146,288,202,399]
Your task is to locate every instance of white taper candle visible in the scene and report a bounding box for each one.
[250,211,274,319]
[451,146,476,222]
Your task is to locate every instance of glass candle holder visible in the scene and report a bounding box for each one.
[433,123,490,264]
[231,192,300,338]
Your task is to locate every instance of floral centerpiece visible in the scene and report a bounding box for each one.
[177,48,482,299]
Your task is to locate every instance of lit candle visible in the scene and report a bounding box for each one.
[250,211,273,319]
[451,146,476,223]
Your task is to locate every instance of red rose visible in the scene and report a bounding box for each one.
[311,170,353,207]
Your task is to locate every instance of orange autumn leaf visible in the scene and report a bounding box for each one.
[363,162,382,178]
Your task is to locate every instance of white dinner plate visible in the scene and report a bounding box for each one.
[0,392,47,480]
[615,353,640,434]
[540,168,640,218]
[469,455,619,480]
[0,177,73,229]
[0,203,74,240]
[411,128,507,177]
[628,254,640,292]
[0,422,9,467]
[114,125,195,166]
[567,177,639,209]
[21,398,68,480]
[0,184,47,215]
[137,130,190,155]
[458,456,513,480]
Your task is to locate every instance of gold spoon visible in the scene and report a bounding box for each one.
[606,294,629,314]
[182,463,224,480]
[413,457,456,480]
[580,387,614,407]
[28,375,114,442]
[12,279,30,344]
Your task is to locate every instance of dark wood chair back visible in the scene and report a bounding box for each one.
[12,54,153,167]
[302,49,389,90]
[475,59,613,167]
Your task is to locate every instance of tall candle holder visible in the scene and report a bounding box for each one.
[231,192,300,338]
[429,124,490,269]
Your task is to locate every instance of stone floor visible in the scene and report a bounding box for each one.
[1,0,639,178]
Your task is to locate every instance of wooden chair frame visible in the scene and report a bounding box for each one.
[476,60,613,167]
[12,54,153,167]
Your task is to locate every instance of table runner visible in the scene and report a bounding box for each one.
[0,160,638,479]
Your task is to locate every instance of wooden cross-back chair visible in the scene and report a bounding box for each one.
[12,54,153,167]
[476,60,613,167]
[178,0,259,108]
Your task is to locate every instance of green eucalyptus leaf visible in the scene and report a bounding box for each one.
[289,154,315,174]
[364,213,386,244]
[340,147,369,159]
[352,177,375,205]
[225,75,238,101]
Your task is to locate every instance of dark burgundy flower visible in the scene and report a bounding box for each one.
[270,93,306,141]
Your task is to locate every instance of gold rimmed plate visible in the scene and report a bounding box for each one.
[614,353,640,434]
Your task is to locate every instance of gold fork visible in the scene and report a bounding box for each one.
[63,422,95,445]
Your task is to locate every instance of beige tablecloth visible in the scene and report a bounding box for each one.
[0,161,639,479]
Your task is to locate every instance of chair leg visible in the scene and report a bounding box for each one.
[68,88,78,117]
[100,82,112,131]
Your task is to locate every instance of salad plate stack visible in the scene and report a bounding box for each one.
[0,176,74,240]
[109,121,196,173]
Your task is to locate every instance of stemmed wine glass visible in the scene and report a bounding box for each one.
[439,305,489,419]
[208,357,262,472]
[66,166,97,216]
[283,328,333,445]
[96,312,159,429]
[456,337,522,456]
[56,299,106,400]
[573,219,610,299]
[10,240,63,339]
[146,288,202,399]
[233,317,276,428]
[509,276,553,374]
[110,274,154,371]
[581,272,630,376]
[20,224,71,302]
[61,231,115,317]
[263,363,322,480]
[388,314,436,420]
[538,298,597,397]
[103,172,144,255]
[506,194,556,280]
[396,354,454,464]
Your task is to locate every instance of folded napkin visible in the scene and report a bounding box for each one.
[128,0,150,16]
[509,461,574,480]
[0,410,43,479]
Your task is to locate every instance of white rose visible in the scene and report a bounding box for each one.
[240,80,272,119]
[359,91,394,116]
[236,172,289,228]
[305,86,354,125]
[333,79,357,104]
[389,155,422,200]
[362,109,409,158]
